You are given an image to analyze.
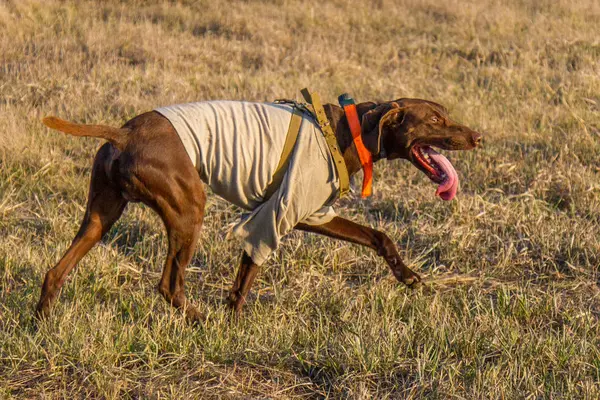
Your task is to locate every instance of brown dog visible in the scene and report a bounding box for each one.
[38,98,481,322]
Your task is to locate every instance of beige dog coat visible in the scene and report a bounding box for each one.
[156,101,340,265]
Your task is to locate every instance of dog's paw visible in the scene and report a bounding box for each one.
[400,268,422,288]
[34,302,50,321]
[185,307,206,325]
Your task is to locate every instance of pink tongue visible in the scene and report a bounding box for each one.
[424,147,459,201]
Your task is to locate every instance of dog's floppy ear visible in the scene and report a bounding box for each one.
[361,102,404,156]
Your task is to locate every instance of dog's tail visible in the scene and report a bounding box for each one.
[42,116,130,151]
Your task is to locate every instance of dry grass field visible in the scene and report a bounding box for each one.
[1,0,600,398]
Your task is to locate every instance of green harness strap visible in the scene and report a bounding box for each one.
[265,89,350,201]
[300,88,350,197]
[263,107,303,201]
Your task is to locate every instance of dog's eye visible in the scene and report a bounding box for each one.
[430,116,440,123]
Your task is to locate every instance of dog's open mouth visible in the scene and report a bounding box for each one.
[411,145,459,201]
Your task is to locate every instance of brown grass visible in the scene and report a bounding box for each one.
[1,0,600,398]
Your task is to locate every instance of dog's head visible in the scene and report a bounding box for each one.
[361,98,482,201]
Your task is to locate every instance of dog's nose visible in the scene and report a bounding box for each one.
[472,132,483,147]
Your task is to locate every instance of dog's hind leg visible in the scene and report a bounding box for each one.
[36,144,127,318]
[125,161,205,323]
[130,155,206,323]
[121,112,207,323]
[157,217,204,323]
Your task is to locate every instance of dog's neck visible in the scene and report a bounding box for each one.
[324,103,383,178]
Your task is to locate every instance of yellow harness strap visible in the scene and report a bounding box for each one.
[300,88,350,198]
[264,107,303,200]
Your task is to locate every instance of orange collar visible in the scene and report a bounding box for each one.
[342,103,373,198]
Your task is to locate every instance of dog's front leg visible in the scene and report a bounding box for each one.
[296,217,421,286]
[228,251,260,317]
